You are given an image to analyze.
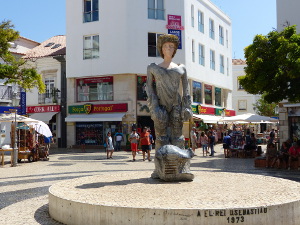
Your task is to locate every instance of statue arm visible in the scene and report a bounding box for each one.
[181,66,192,121]
[146,65,159,108]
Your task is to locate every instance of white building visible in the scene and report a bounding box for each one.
[232,59,260,115]
[277,0,300,143]
[65,0,234,147]
[24,35,66,147]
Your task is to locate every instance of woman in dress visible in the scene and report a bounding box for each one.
[199,131,209,156]
[105,132,114,159]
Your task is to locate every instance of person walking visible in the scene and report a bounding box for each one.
[114,129,124,151]
[208,131,215,157]
[199,131,209,156]
[105,132,114,159]
[223,132,231,158]
[190,127,197,155]
[80,132,86,153]
[128,129,140,161]
[140,127,152,161]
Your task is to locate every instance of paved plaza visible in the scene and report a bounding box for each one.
[1,144,300,224]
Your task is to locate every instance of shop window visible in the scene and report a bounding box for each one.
[77,76,113,102]
[204,84,212,105]
[193,81,202,103]
[215,87,221,107]
[76,122,103,145]
[83,0,99,23]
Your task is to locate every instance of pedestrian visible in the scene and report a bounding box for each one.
[80,132,86,153]
[199,131,209,156]
[223,132,231,158]
[105,132,114,159]
[128,129,140,161]
[114,129,124,151]
[208,131,215,156]
[44,135,52,156]
[269,129,275,144]
[140,127,152,161]
[287,140,300,170]
[190,127,197,155]
[148,129,154,151]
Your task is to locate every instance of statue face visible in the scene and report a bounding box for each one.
[162,42,175,58]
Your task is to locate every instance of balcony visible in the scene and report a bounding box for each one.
[0,85,13,103]
[38,90,60,105]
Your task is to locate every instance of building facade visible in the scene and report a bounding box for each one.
[65,0,233,147]
[277,0,300,143]
[24,35,66,147]
[232,59,260,115]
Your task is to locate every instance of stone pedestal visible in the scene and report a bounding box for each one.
[49,171,300,225]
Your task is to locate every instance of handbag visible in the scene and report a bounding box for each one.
[103,142,107,148]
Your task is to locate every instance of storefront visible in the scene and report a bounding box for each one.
[65,103,128,147]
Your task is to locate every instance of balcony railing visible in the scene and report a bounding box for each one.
[38,92,60,104]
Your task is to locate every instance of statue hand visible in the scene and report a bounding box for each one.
[181,108,193,121]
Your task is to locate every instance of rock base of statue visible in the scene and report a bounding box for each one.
[151,145,194,182]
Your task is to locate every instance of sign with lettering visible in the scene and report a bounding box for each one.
[20,92,26,115]
[69,103,128,114]
[225,109,236,117]
[168,29,182,49]
[166,15,184,30]
[198,105,215,115]
[27,105,61,113]
[191,105,198,114]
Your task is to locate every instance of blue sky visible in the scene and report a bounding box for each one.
[0,0,276,59]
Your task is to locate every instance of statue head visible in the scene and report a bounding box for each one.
[157,34,179,59]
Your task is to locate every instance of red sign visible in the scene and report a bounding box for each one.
[27,105,60,113]
[69,103,128,114]
[225,110,236,117]
[166,15,184,30]
[77,76,113,85]
[198,105,215,115]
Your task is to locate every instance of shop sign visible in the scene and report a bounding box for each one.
[225,109,236,117]
[198,105,215,115]
[69,103,128,114]
[191,105,198,114]
[215,108,224,116]
[168,30,182,49]
[166,15,184,30]
[27,105,61,113]
[20,92,26,115]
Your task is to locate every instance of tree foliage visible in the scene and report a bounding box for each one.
[253,94,278,117]
[239,25,300,103]
[0,20,45,92]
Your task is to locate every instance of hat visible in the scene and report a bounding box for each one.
[132,129,136,131]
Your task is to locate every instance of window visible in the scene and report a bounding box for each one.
[137,76,148,100]
[77,77,113,102]
[199,44,205,66]
[148,0,164,20]
[215,87,221,106]
[204,84,212,105]
[83,0,99,23]
[219,26,224,45]
[45,77,55,99]
[191,5,194,27]
[237,76,244,90]
[210,49,215,70]
[220,55,224,74]
[83,35,99,59]
[192,81,202,103]
[209,19,214,39]
[148,33,163,57]
[192,40,195,62]
[198,10,204,33]
[238,100,247,110]
[226,30,228,48]
[227,58,229,75]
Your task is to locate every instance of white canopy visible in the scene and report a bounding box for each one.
[193,114,223,124]
[220,113,278,123]
[0,114,53,137]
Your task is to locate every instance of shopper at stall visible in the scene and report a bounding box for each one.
[223,132,231,158]
[287,140,300,170]
[105,132,114,159]
[265,142,277,168]
[128,129,140,161]
[140,127,152,161]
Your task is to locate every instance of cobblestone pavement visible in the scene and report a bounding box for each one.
[1,144,300,224]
